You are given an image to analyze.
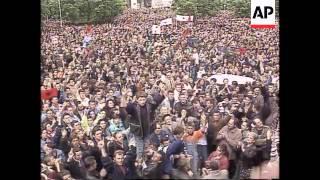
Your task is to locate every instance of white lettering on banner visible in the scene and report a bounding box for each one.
[160,18,173,26]
[176,15,193,22]
[131,0,139,9]
[152,0,173,8]
[152,25,161,34]
[251,0,276,28]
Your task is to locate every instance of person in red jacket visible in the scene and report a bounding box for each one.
[41,85,58,101]
[206,143,229,171]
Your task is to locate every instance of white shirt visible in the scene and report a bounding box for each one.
[192,53,199,64]
[197,134,207,145]
[197,69,206,79]
[183,83,192,90]
[197,124,208,145]
[174,90,180,101]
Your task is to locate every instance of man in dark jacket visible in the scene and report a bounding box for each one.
[174,93,192,115]
[120,89,165,159]
[163,126,186,177]
[64,147,86,179]
[143,151,166,179]
[264,84,279,127]
[83,155,108,180]
[252,118,272,163]
[109,150,129,180]
[147,122,171,148]
[206,111,230,154]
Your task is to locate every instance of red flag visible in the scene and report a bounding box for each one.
[41,88,58,100]
[86,25,93,34]
[182,28,191,38]
[239,48,247,55]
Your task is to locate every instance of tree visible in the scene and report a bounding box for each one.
[41,0,125,24]
[230,0,250,17]
[172,0,251,18]
[275,0,279,18]
[62,3,80,22]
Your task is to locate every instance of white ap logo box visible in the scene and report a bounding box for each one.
[251,0,276,28]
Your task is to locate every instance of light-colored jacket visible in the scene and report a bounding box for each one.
[217,126,242,160]
[160,97,177,109]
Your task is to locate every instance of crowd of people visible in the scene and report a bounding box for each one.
[41,7,279,180]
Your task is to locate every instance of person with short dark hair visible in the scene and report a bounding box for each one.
[64,147,86,179]
[147,122,171,148]
[163,126,185,177]
[160,90,176,112]
[174,93,192,115]
[143,151,166,179]
[107,132,129,159]
[182,121,204,176]
[206,111,230,154]
[120,89,165,159]
[83,156,100,179]
[161,114,177,140]
[109,150,129,180]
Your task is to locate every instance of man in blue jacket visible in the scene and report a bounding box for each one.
[163,126,186,178]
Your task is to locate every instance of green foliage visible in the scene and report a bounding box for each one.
[276,0,279,18]
[230,0,250,17]
[41,0,125,24]
[172,0,251,18]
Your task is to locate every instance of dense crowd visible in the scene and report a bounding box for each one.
[41,8,279,180]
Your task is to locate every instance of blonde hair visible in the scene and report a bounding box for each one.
[248,132,258,139]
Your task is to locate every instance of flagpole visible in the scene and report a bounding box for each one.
[176,18,178,30]
[58,0,62,27]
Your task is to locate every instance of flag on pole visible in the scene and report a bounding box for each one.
[86,25,93,34]
[182,28,191,38]
[160,18,173,26]
[152,25,161,34]
[176,15,193,22]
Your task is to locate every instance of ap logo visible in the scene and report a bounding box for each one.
[251,0,276,28]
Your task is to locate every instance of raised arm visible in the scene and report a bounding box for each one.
[225,130,242,149]
[119,87,135,115]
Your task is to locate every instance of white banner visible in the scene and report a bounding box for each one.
[131,0,139,9]
[208,74,254,85]
[162,0,173,7]
[176,15,193,22]
[152,25,161,34]
[152,0,173,8]
[160,18,173,26]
